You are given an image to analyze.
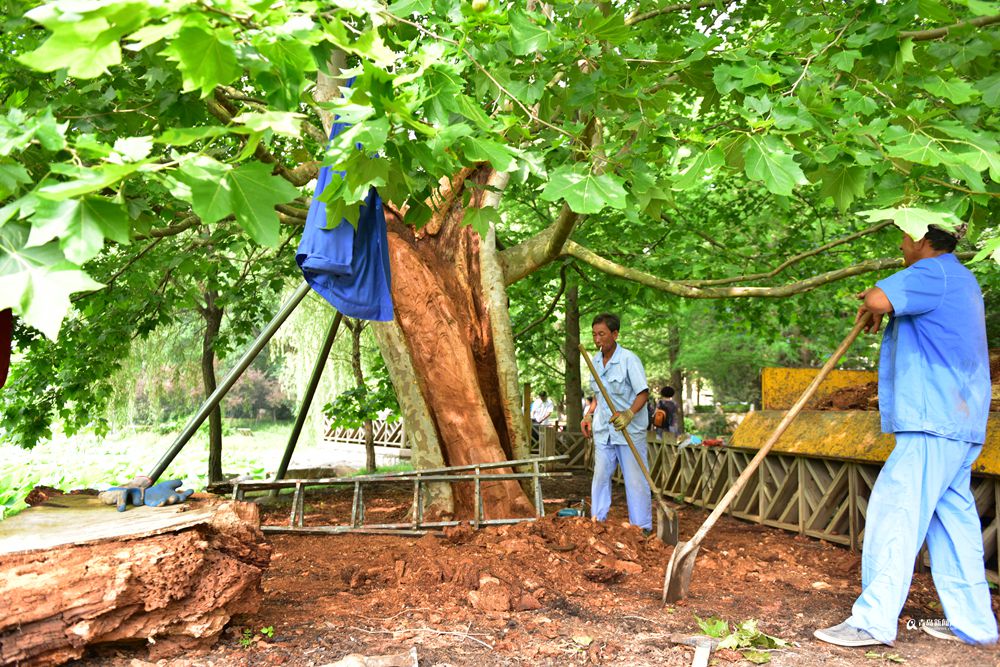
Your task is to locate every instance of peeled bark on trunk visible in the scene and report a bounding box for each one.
[377,168,534,519]
[371,319,453,513]
[201,290,224,484]
[564,282,583,429]
[0,499,269,666]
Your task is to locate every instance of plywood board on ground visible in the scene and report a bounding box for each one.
[0,494,217,556]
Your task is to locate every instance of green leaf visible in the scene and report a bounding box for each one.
[233,111,307,137]
[918,76,979,104]
[540,167,627,214]
[38,163,141,200]
[156,126,230,146]
[509,12,552,55]
[672,148,724,191]
[743,136,807,196]
[885,133,948,167]
[125,17,186,51]
[18,19,123,79]
[741,649,771,664]
[0,163,31,199]
[829,50,860,72]
[27,197,130,264]
[972,237,1000,263]
[176,156,233,224]
[974,73,1000,107]
[962,0,1000,16]
[163,27,242,97]
[226,163,300,246]
[458,137,518,172]
[0,223,103,339]
[462,206,500,236]
[113,136,154,162]
[857,206,963,242]
[388,0,433,14]
[955,146,1000,182]
[818,164,866,211]
[695,615,729,638]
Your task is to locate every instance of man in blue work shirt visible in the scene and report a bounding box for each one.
[815,225,998,648]
[580,313,652,531]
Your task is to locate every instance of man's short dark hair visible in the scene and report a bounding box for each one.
[539,391,548,399]
[660,386,675,398]
[925,226,958,253]
[592,313,620,332]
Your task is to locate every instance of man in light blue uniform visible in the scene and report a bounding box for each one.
[815,225,998,648]
[580,313,652,531]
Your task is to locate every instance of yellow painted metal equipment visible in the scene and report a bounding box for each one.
[730,368,1000,476]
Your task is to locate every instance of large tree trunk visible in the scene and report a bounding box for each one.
[564,281,583,429]
[377,168,533,520]
[201,290,224,484]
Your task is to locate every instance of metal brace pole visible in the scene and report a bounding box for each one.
[273,311,343,490]
[147,282,312,482]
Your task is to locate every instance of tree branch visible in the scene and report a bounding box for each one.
[900,14,1000,41]
[208,89,317,186]
[134,215,202,240]
[625,1,717,26]
[684,219,894,287]
[560,241,975,299]
[514,263,568,339]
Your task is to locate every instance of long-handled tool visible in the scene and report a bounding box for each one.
[662,313,871,603]
[579,344,679,545]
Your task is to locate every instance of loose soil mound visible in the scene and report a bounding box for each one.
[75,476,999,666]
[815,381,879,411]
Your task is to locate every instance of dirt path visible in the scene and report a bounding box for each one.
[83,475,999,666]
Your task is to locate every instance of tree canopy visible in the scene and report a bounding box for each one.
[1,0,998,446]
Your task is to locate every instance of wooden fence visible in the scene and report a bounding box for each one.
[323,419,406,449]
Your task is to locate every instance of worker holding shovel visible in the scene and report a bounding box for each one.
[581,313,652,533]
[814,224,998,648]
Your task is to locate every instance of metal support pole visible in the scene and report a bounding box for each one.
[273,311,343,487]
[146,282,313,482]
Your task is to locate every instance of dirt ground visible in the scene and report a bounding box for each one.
[80,474,1000,667]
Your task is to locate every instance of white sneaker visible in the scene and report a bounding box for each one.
[814,622,886,647]
[921,624,962,642]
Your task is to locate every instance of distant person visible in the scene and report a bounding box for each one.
[580,313,651,532]
[652,386,679,439]
[815,225,997,648]
[530,391,554,443]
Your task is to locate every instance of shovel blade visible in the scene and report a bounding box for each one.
[655,505,678,545]
[662,540,700,604]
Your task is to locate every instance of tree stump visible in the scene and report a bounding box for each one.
[0,495,270,666]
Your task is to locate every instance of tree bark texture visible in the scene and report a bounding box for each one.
[564,282,583,429]
[201,290,225,483]
[379,168,533,519]
[0,501,269,666]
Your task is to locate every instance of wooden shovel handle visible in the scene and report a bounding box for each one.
[684,313,872,547]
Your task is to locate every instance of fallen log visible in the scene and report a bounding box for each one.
[0,495,270,666]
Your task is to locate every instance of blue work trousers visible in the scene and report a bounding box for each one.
[591,437,652,530]
[847,432,998,645]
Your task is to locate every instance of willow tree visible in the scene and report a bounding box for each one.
[2,0,998,516]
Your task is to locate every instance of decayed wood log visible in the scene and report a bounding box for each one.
[0,496,270,666]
